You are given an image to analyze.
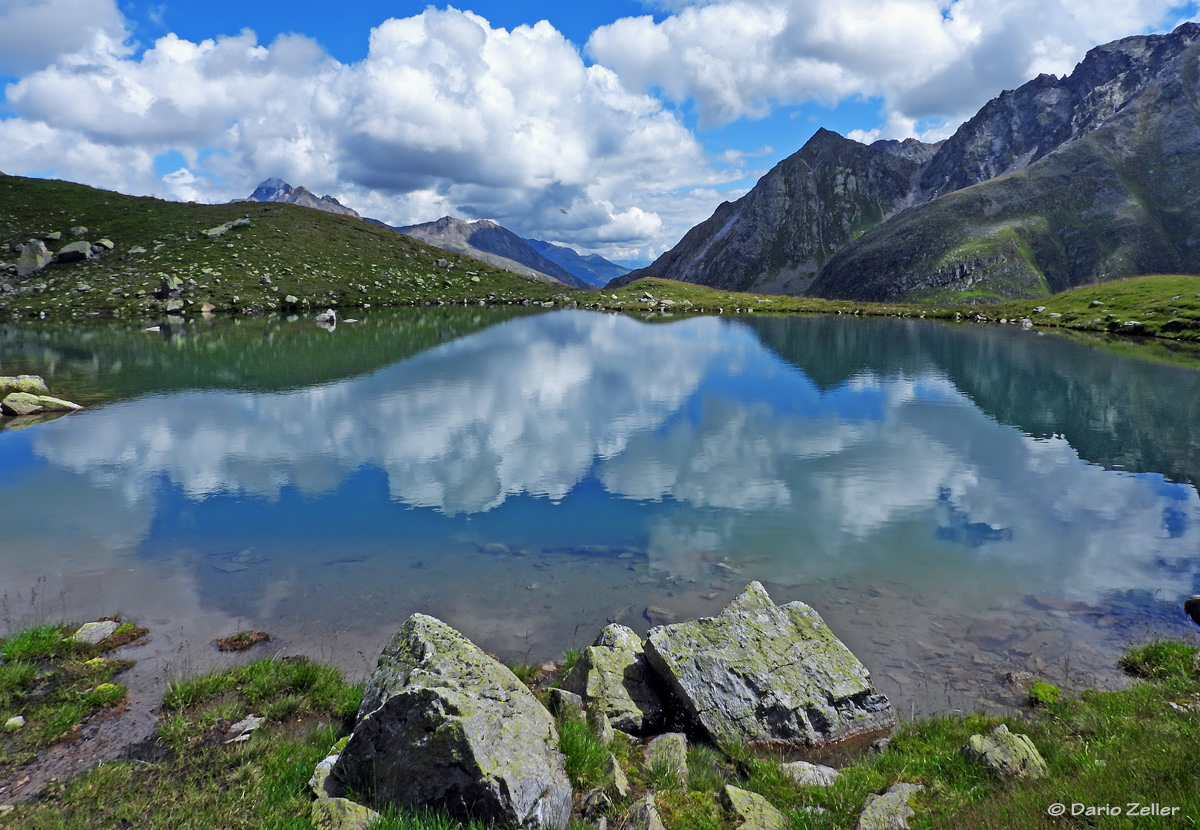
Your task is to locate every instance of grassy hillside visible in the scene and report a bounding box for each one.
[0,175,580,319]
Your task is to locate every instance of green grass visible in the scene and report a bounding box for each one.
[558,711,611,790]
[1119,640,1199,679]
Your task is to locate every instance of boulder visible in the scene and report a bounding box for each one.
[1185,595,1200,627]
[2,392,42,416]
[55,241,92,263]
[644,582,895,747]
[331,614,572,829]
[962,723,1047,779]
[16,240,51,277]
[781,760,840,788]
[724,786,788,830]
[856,783,924,830]
[0,376,50,397]
[561,623,663,734]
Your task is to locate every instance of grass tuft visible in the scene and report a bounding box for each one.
[1119,640,1199,679]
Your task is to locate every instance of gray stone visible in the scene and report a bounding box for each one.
[1184,595,1200,627]
[70,226,88,237]
[962,724,1047,779]
[331,614,571,829]
[561,624,663,734]
[781,760,840,788]
[311,797,381,830]
[856,783,924,830]
[95,238,114,250]
[644,733,687,786]
[32,231,61,242]
[621,795,665,830]
[32,395,82,413]
[724,786,788,830]
[16,240,51,277]
[589,708,615,745]
[2,392,42,416]
[310,736,349,798]
[203,217,250,238]
[72,620,120,644]
[548,688,584,717]
[165,299,185,313]
[55,241,92,263]
[128,246,147,254]
[644,582,895,747]
[606,752,629,798]
[0,376,50,397]
[4,716,25,731]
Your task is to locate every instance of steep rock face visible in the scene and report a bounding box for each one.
[610,130,919,294]
[398,217,589,288]
[247,178,361,218]
[523,238,628,287]
[812,24,1200,301]
[627,23,1200,302]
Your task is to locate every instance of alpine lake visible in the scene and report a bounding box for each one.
[2,306,1199,719]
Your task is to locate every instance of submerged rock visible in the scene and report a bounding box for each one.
[644,582,895,747]
[561,623,663,734]
[331,614,571,829]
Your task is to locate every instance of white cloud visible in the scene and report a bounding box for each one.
[588,0,1193,136]
[0,0,127,75]
[0,7,729,257]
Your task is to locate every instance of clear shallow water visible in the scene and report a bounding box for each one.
[2,309,1199,716]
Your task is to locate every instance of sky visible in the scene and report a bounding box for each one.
[0,1,1197,263]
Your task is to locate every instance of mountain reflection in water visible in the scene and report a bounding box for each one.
[1,309,1197,716]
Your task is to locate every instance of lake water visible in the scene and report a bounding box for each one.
[2,308,1199,718]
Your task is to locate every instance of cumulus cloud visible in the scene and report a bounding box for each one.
[588,0,1193,136]
[0,7,727,257]
[0,0,128,75]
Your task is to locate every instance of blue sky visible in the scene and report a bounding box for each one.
[1,0,1196,261]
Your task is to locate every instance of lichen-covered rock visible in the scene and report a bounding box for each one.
[962,724,1047,779]
[644,733,688,786]
[724,786,789,830]
[311,797,381,830]
[856,783,924,830]
[644,582,894,747]
[561,623,663,734]
[0,376,50,397]
[606,752,629,798]
[16,240,51,277]
[55,241,92,263]
[2,392,43,416]
[781,760,840,788]
[621,795,665,830]
[331,614,571,829]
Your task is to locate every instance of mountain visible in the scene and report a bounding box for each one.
[521,237,628,287]
[395,217,591,289]
[616,23,1200,302]
[246,178,361,218]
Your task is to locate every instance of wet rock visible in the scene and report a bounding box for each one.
[724,786,788,830]
[72,620,120,644]
[644,733,687,785]
[644,582,895,747]
[962,724,1047,779]
[561,624,663,734]
[645,606,678,626]
[331,614,571,829]
[781,760,840,788]
[316,309,337,324]
[311,797,381,830]
[55,240,92,263]
[856,783,924,830]
[1185,595,1200,627]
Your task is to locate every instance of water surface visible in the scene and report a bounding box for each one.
[2,309,1198,716]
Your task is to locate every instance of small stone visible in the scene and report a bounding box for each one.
[1184,595,1200,627]
[72,620,121,644]
[781,760,840,787]
[128,246,147,254]
[549,688,584,717]
[606,752,629,798]
[4,716,25,731]
[620,795,665,830]
[962,724,1047,779]
[724,786,788,830]
[856,783,924,830]
[70,226,88,237]
[311,797,381,830]
[96,238,114,250]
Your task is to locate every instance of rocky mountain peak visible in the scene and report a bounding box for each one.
[246,179,360,218]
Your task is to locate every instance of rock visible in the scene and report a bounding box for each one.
[225,714,265,744]
[331,614,571,829]
[165,299,185,313]
[856,783,924,830]
[16,240,51,277]
[0,376,50,397]
[203,218,250,238]
[644,582,895,747]
[284,295,299,305]
[561,624,663,734]
[128,246,147,254]
[200,302,215,313]
[55,241,92,263]
[621,795,665,830]
[70,226,88,237]
[310,736,349,798]
[316,309,337,324]
[31,231,61,242]
[781,760,840,787]
[32,396,83,413]
[311,797,381,830]
[589,708,615,745]
[645,606,678,626]
[76,283,91,292]
[4,716,25,731]
[723,786,788,830]
[605,752,629,798]
[549,688,584,717]
[962,724,1047,779]
[72,620,120,644]
[2,393,43,416]
[96,238,114,250]
[1184,595,1200,627]
[644,733,687,785]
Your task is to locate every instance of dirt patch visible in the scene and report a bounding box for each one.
[216,631,270,652]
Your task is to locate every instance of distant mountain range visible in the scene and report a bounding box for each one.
[614,22,1200,302]
[244,181,624,289]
